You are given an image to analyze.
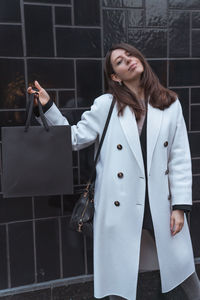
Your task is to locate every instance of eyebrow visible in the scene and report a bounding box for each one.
[113,55,122,62]
[113,51,130,62]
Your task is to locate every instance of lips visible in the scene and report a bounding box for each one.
[128,63,137,71]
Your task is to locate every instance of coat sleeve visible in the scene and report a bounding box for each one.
[168,100,192,207]
[35,94,112,151]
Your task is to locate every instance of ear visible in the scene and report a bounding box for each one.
[111,73,121,84]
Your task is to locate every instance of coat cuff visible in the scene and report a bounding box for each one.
[33,99,54,117]
[172,205,192,213]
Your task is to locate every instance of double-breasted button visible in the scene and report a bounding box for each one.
[165,169,169,175]
[168,195,171,200]
[164,141,168,147]
[117,172,124,178]
[117,144,123,150]
[114,201,120,206]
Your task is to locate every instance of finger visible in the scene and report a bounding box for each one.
[172,222,183,236]
[27,86,37,94]
[170,216,175,232]
[34,80,42,91]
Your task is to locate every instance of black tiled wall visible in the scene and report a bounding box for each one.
[0,0,200,294]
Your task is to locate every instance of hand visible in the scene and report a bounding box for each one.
[27,80,50,106]
[170,210,184,236]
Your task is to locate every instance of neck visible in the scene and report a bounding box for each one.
[124,78,145,100]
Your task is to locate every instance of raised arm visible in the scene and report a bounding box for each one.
[27,81,113,151]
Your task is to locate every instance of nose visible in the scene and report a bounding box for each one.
[125,56,131,64]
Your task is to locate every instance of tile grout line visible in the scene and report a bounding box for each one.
[5,224,11,288]
[20,0,28,102]
[52,6,57,57]
[100,0,105,92]
[32,198,38,283]
[167,0,169,88]
[190,11,192,57]
[58,217,63,279]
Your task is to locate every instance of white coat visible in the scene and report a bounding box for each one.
[39,94,195,300]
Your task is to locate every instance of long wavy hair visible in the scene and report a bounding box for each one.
[104,43,177,120]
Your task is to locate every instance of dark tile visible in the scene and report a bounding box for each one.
[52,282,94,300]
[191,105,200,131]
[0,289,51,300]
[192,159,200,174]
[27,59,74,89]
[63,193,80,215]
[73,151,78,167]
[0,25,23,56]
[190,202,200,257]
[0,0,20,22]
[103,0,122,7]
[0,111,26,140]
[169,0,200,9]
[58,91,75,108]
[192,176,200,201]
[148,60,167,87]
[128,9,144,27]
[77,60,102,107]
[169,11,190,58]
[74,0,100,26]
[192,30,200,57]
[73,167,79,185]
[0,59,25,110]
[172,89,189,130]
[24,5,54,57]
[61,216,85,277]
[123,0,142,7]
[0,225,8,289]
[34,195,61,218]
[80,144,95,184]
[56,28,101,58]
[169,60,200,86]
[103,9,126,55]
[36,218,60,282]
[192,12,200,28]
[136,271,163,300]
[189,132,200,157]
[146,0,167,27]
[9,221,35,287]
[25,0,70,3]
[128,29,167,58]
[0,195,32,223]
[55,7,71,25]
[86,236,93,274]
[191,88,200,104]
[61,108,83,125]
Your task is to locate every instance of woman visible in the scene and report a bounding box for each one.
[28,43,200,300]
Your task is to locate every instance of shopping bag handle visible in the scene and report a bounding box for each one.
[25,93,49,132]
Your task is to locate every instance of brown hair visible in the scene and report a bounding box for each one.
[104,43,177,120]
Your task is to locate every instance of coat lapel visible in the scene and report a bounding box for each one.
[147,103,163,175]
[119,106,145,175]
[119,103,163,176]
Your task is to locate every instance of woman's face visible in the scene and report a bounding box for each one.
[110,48,144,84]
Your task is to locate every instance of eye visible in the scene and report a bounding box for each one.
[116,60,122,65]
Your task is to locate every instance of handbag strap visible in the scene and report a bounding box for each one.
[90,98,115,182]
[25,93,49,132]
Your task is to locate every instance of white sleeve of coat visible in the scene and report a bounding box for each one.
[168,100,192,206]
[36,94,112,151]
